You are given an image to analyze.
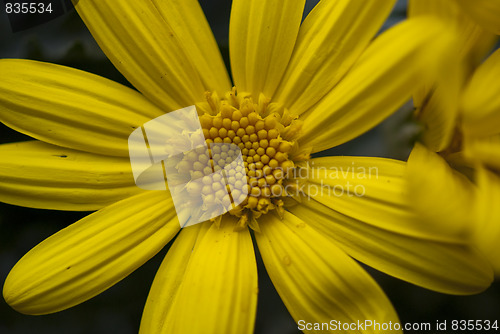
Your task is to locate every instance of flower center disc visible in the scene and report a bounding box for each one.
[176,89,305,229]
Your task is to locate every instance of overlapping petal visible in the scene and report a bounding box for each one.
[297,156,465,241]
[274,0,396,115]
[0,59,164,157]
[74,1,206,111]
[0,141,142,211]
[142,217,258,334]
[140,223,208,334]
[256,212,401,333]
[462,48,500,138]
[473,167,500,274]
[288,156,492,294]
[229,0,305,98]
[3,191,179,315]
[454,0,500,34]
[463,135,500,170]
[298,17,460,153]
[406,144,476,236]
[411,74,462,153]
[150,0,231,94]
[2,1,495,332]
[408,0,497,71]
[290,199,492,295]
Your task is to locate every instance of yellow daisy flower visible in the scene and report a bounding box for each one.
[407,0,500,271]
[1,1,493,333]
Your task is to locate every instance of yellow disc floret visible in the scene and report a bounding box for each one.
[176,88,307,230]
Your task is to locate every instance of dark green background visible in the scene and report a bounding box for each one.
[1,1,499,333]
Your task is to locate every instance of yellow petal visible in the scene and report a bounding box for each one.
[455,0,500,34]
[300,156,462,242]
[406,2,479,152]
[74,0,206,111]
[256,212,401,332]
[229,0,305,98]
[290,200,492,295]
[408,0,497,71]
[274,0,396,115]
[406,143,476,236]
[140,223,209,334]
[462,48,500,138]
[0,141,142,211]
[288,157,493,294]
[474,167,500,274]
[161,216,258,334]
[412,79,461,153]
[298,17,461,153]
[148,0,231,95]
[0,59,164,156]
[3,191,179,315]
[407,1,498,151]
[463,134,500,170]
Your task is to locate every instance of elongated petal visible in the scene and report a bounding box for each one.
[140,223,209,334]
[274,0,396,114]
[149,0,231,94]
[74,0,206,111]
[157,217,258,334]
[229,0,305,98]
[408,0,497,71]
[289,199,492,295]
[3,191,179,315]
[463,135,500,170]
[462,48,500,138]
[298,17,460,153]
[298,156,464,241]
[407,0,493,151]
[406,144,476,236]
[256,212,401,332]
[455,0,500,34]
[411,69,462,153]
[0,141,141,211]
[0,59,164,156]
[288,157,493,294]
[474,167,500,274]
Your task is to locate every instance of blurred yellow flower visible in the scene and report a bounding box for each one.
[407,0,500,272]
